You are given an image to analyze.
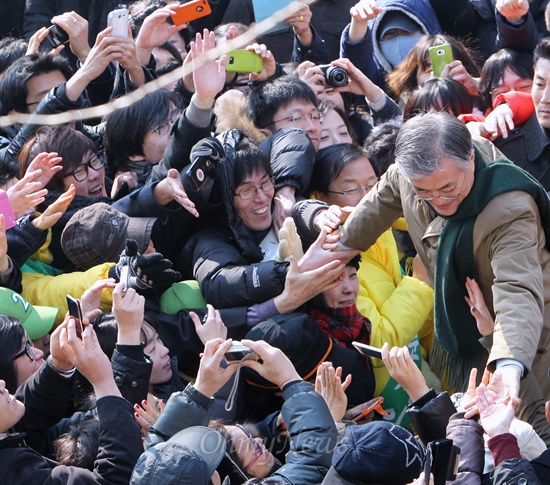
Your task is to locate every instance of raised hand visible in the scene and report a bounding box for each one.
[190,304,228,345]
[51,11,91,62]
[6,169,47,217]
[80,278,116,322]
[25,152,63,188]
[464,276,494,336]
[112,282,145,345]
[193,338,238,398]
[315,361,351,422]
[381,343,429,401]
[59,318,120,398]
[241,339,301,389]
[477,383,517,437]
[190,29,228,107]
[32,185,75,231]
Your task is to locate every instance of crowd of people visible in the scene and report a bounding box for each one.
[1,0,550,483]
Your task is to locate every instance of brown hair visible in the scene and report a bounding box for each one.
[387,34,480,100]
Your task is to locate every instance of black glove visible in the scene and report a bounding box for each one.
[109,240,181,292]
[189,136,225,178]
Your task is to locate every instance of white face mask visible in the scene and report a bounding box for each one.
[379,33,423,67]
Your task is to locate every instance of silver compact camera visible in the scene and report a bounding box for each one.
[224,341,257,364]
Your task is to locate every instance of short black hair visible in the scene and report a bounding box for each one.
[403,78,474,121]
[309,143,369,195]
[478,48,534,109]
[363,119,402,177]
[0,315,26,392]
[246,75,318,129]
[534,37,550,67]
[103,90,182,172]
[20,126,98,192]
[54,418,100,470]
[0,37,27,76]
[0,53,72,115]
[234,136,272,188]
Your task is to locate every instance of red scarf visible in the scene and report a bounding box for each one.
[308,304,371,347]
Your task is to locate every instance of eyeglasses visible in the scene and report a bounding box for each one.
[12,336,34,362]
[413,169,468,202]
[264,111,322,127]
[153,109,183,136]
[235,424,263,473]
[234,177,275,200]
[328,183,376,198]
[63,155,106,182]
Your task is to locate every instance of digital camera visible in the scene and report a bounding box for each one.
[318,65,348,88]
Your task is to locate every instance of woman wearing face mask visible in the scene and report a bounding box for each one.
[340,0,442,91]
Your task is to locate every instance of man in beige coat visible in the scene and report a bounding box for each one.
[339,111,550,443]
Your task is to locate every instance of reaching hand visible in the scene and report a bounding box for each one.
[32,185,75,231]
[0,215,8,272]
[315,361,351,422]
[80,278,116,322]
[26,152,63,190]
[59,318,120,398]
[285,3,313,45]
[272,188,296,235]
[190,304,228,345]
[51,11,91,62]
[110,240,182,292]
[440,60,479,96]
[274,255,345,314]
[496,0,529,23]
[6,170,47,217]
[477,383,517,438]
[464,276,494,336]
[134,393,165,436]
[381,343,430,401]
[483,102,514,140]
[298,229,360,273]
[194,338,238,398]
[112,282,145,345]
[276,217,304,262]
[241,339,301,389]
[190,29,227,106]
[350,0,384,23]
[247,43,276,82]
[136,5,187,63]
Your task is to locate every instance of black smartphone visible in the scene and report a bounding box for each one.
[352,341,383,359]
[185,156,215,192]
[66,295,84,335]
[45,24,70,49]
[428,439,460,485]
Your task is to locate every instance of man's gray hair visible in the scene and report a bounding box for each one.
[395,112,473,180]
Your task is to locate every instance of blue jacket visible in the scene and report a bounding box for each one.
[341,0,441,89]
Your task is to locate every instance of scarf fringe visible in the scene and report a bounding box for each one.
[430,338,487,393]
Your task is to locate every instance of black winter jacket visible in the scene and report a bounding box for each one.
[188,129,289,309]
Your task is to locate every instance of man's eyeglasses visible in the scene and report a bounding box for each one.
[234,177,275,200]
[153,109,184,136]
[12,335,34,362]
[264,111,322,127]
[328,183,376,198]
[235,424,264,473]
[63,155,106,182]
[413,169,468,202]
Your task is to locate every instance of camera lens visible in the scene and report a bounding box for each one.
[325,66,348,88]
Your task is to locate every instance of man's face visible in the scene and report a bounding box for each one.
[410,156,474,216]
[532,58,550,129]
[267,100,322,150]
[25,70,66,112]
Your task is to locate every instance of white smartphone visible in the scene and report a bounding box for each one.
[107,8,129,37]
[352,341,383,359]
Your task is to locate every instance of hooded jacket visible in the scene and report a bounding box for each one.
[187,129,289,309]
[340,0,441,89]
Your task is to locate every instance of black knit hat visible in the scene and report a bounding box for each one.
[322,421,425,485]
[243,313,332,389]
